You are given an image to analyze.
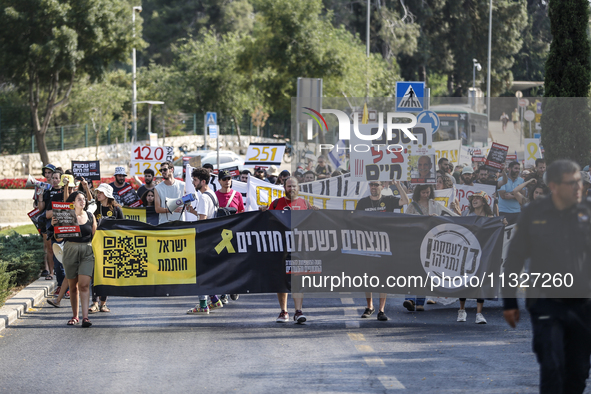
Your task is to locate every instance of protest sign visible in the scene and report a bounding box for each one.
[131,145,174,177]
[113,184,142,208]
[244,143,286,167]
[408,154,437,184]
[434,140,462,167]
[27,208,45,233]
[52,202,80,238]
[71,160,101,181]
[484,142,509,172]
[524,138,543,167]
[121,206,159,226]
[455,184,496,212]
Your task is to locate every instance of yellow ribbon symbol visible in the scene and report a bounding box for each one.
[215,229,235,254]
[527,142,539,161]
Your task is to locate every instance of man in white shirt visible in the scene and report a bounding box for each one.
[154,161,186,224]
[187,167,223,315]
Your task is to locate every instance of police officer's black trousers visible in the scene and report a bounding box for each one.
[529,299,591,394]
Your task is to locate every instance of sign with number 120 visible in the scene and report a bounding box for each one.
[244,143,286,167]
[131,145,174,177]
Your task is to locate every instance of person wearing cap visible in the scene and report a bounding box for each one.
[458,191,506,324]
[109,166,140,207]
[41,168,64,284]
[154,161,186,224]
[86,183,122,314]
[253,167,269,182]
[215,170,245,213]
[314,155,333,180]
[267,165,279,184]
[460,166,475,186]
[275,170,290,185]
[37,164,56,278]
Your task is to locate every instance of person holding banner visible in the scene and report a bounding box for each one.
[50,191,97,327]
[154,161,186,224]
[356,180,409,321]
[186,167,224,315]
[261,177,317,323]
[404,185,457,312]
[88,183,122,315]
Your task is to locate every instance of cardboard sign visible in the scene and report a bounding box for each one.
[244,143,286,167]
[484,143,509,172]
[131,145,174,177]
[434,140,462,166]
[71,160,101,181]
[213,166,240,177]
[27,208,45,234]
[52,202,80,238]
[524,138,543,167]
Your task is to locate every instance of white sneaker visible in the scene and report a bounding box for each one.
[475,313,487,324]
[457,309,467,322]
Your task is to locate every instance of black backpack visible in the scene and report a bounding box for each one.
[205,191,237,218]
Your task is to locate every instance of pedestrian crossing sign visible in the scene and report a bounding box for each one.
[396,82,425,112]
[206,112,217,126]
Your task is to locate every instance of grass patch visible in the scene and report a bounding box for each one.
[0,224,38,237]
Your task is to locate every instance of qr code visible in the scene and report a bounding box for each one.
[102,235,148,279]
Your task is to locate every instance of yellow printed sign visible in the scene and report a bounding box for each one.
[122,206,147,223]
[92,228,197,286]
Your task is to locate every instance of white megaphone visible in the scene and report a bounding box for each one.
[52,242,64,264]
[26,175,51,190]
[166,193,197,213]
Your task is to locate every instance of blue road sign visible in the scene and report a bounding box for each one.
[208,125,218,138]
[396,82,425,112]
[416,110,440,135]
[206,112,217,125]
[534,133,541,139]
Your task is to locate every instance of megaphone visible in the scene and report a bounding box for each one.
[166,193,197,213]
[26,175,51,190]
[52,242,64,264]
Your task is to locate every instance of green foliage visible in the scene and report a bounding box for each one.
[0,232,43,288]
[541,0,591,165]
[0,261,14,308]
[0,225,38,237]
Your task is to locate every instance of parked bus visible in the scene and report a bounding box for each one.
[430,105,488,146]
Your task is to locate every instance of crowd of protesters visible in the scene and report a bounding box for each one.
[33,152,581,329]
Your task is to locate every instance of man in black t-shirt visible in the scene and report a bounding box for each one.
[355,180,409,321]
[136,168,156,201]
[109,166,140,207]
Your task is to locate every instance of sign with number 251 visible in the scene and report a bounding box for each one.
[131,145,174,177]
[244,143,286,167]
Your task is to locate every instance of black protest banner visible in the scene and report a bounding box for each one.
[92,211,505,298]
[484,143,509,173]
[71,160,101,181]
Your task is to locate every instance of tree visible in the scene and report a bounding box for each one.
[0,0,142,165]
[540,0,591,165]
[173,31,259,145]
[66,76,127,158]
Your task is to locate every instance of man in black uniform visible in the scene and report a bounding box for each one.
[503,160,591,394]
[356,180,409,320]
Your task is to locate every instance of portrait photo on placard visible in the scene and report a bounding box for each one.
[408,154,436,184]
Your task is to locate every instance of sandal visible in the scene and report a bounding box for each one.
[45,275,53,280]
[100,304,110,313]
[81,318,92,328]
[67,317,79,326]
[88,303,100,314]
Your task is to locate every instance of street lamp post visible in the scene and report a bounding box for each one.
[132,6,142,143]
[472,59,482,109]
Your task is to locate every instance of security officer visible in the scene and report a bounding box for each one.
[503,160,591,394]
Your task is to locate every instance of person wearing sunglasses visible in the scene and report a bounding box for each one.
[153,161,186,224]
[355,180,409,321]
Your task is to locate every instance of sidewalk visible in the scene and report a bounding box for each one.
[0,277,56,332]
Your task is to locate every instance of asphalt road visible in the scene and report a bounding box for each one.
[0,294,580,393]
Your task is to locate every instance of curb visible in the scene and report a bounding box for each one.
[0,277,56,332]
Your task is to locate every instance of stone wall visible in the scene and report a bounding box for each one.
[0,135,281,178]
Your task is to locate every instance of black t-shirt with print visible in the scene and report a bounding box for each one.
[355,195,402,212]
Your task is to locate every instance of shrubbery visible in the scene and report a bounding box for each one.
[0,232,44,307]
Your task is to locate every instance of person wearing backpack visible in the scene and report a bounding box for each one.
[215,169,243,303]
[215,170,245,213]
[186,167,224,315]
